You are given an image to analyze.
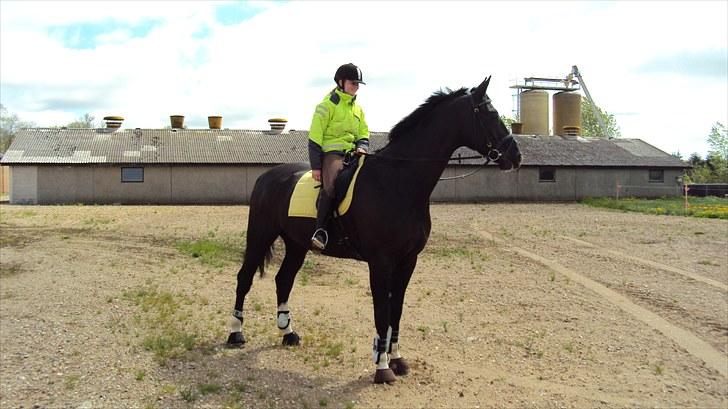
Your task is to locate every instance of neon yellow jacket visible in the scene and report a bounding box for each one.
[308,88,369,169]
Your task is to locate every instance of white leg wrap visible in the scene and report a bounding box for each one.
[277,303,293,335]
[372,326,393,368]
[389,342,401,359]
[230,315,242,333]
[376,352,389,370]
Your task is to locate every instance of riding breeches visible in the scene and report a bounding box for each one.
[321,154,344,197]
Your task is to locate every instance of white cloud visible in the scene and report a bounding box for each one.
[1,0,726,157]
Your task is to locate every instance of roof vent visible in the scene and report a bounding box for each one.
[103,116,124,130]
[170,115,185,129]
[268,118,287,134]
[208,116,222,129]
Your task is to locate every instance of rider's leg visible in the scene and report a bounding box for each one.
[311,154,343,250]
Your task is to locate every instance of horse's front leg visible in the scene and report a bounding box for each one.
[369,261,396,384]
[274,238,308,346]
[388,255,417,376]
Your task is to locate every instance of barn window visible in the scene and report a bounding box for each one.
[121,167,144,183]
[539,167,555,182]
[648,169,664,183]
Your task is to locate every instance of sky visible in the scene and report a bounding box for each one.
[1,0,726,157]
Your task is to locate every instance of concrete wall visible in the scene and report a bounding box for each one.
[9,166,38,204]
[10,164,684,204]
[13,165,275,204]
[431,166,683,202]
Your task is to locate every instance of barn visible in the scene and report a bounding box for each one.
[0,127,688,204]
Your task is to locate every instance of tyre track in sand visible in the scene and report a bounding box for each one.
[559,235,727,292]
[473,225,728,378]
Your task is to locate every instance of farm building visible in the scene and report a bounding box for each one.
[0,127,688,204]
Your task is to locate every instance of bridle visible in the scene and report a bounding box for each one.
[470,90,504,163]
[361,89,507,181]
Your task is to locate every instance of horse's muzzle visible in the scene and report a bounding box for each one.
[496,136,521,171]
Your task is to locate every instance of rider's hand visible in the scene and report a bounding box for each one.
[355,147,367,156]
[312,169,322,182]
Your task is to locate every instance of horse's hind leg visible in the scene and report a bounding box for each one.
[275,236,308,346]
[227,231,278,347]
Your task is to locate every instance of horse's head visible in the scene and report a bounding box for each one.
[465,77,521,171]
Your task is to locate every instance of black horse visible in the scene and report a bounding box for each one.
[227,76,521,383]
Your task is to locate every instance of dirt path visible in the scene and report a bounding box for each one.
[1,203,726,408]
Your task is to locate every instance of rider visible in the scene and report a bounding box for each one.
[309,63,370,251]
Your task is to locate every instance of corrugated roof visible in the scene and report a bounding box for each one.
[0,128,688,168]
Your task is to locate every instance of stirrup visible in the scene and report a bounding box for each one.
[311,228,328,251]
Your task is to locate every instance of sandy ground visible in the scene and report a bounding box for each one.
[0,203,726,409]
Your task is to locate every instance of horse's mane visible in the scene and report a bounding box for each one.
[389,87,469,141]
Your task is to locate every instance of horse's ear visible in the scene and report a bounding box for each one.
[473,76,491,101]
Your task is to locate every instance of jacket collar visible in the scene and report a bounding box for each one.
[334,88,356,104]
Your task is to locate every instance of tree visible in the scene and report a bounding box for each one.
[687,152,704,167]
[66,113,97,128]
[685,124,728,183]
[0,104,35,153]
[707,122,727,162]
[580,99,621,138]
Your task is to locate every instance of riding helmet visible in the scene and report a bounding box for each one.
[334,63,366,85]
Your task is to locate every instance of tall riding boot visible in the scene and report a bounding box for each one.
[311,190,335,251]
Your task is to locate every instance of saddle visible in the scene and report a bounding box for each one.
[288,155,365,218]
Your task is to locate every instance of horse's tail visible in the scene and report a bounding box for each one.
[258,244,274,278]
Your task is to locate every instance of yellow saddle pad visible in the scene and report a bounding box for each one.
[288,155,365,218]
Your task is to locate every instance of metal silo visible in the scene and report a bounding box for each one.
[553,91,582,136]
[519,90,549,135]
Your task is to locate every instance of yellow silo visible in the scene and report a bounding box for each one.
[553,91,582,136]
[519,90,549,135]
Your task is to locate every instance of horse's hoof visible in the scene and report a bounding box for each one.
[282,332,300,346]
[226,331,246,347]
[373,368,396,384]
[389,358,409,376]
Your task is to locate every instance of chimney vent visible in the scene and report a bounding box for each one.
[208,116,222,129]
[268,118,287,134]
[170,115,185,129]
[103,116,124,130]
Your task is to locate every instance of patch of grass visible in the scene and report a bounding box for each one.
[325,342,343,358]
[0,263,23,278]
[64,374,80,390]
[654,362,664,375]
[299,269,311,286]
[198,383,221,395]
[175,239,241,268]
[135,370,146,381]
[563,342,574,353]
[122,285,203,362]
[180,386,198,402]
[82,217,114,227]
[417,325,430,339]
[580,196,728,219]
[142,333,197,360]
